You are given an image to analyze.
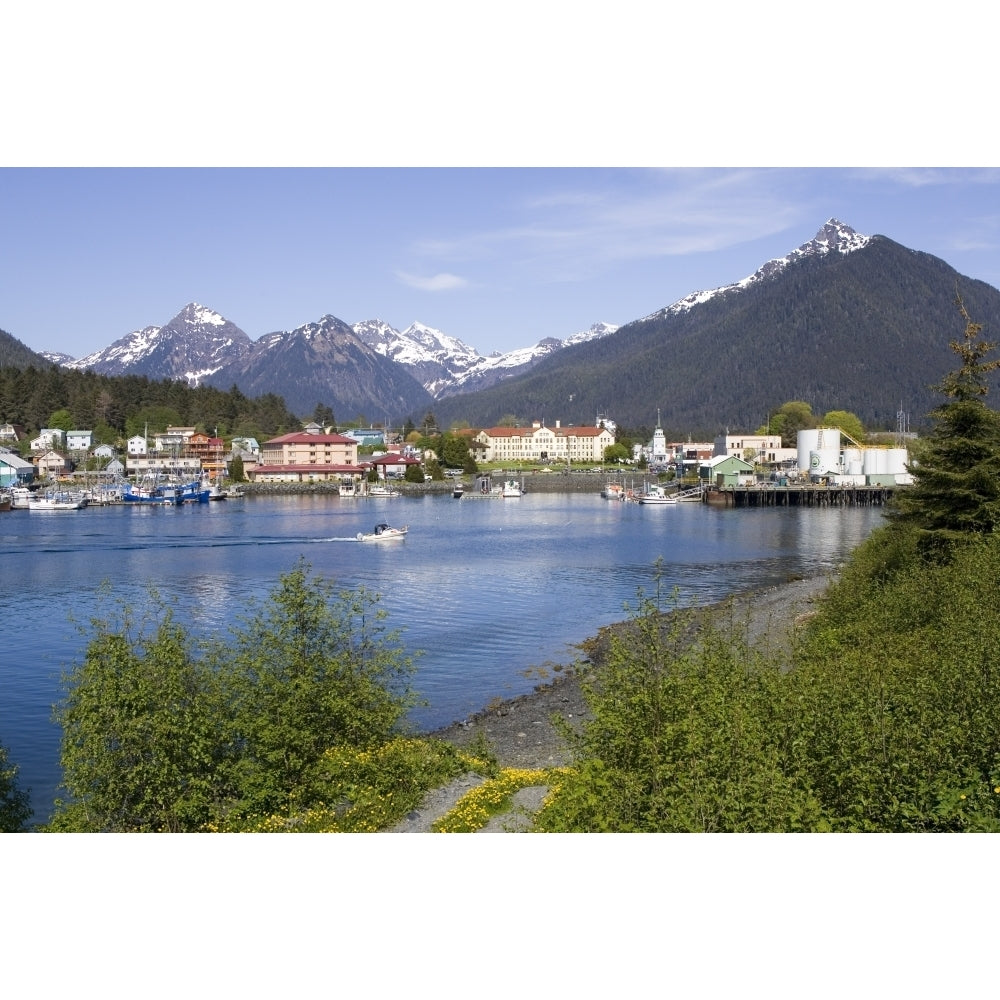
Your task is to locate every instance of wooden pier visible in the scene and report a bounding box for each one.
[705,484,897,508]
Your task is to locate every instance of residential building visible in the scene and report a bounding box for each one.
[0,423,26,444]
[36,450,69,478]
[251,430,360,483]
[230,436,260,456]
[66,430,93,452]
[127,456,203,478]
[30,429,65,452]
[473,420,615,465]
[127,435,148,457]
[153,426,196,452]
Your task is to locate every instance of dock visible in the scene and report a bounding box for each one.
[705,484,897,508]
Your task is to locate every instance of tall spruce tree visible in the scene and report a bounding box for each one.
[887,296,1000,555]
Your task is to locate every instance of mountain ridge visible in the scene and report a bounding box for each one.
[12,219,1000,435]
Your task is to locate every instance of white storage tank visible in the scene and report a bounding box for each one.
[798,428,841,474]
[843,448,863,476]
[809,449,842,476]
[887,448,909,475]
[863,448,888,475]
[798,429,821,474]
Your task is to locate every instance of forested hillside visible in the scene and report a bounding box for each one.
[0,326,50,370]
[0,364,302,441]
[431,237,1000,437]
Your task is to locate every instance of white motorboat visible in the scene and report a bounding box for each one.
[638,485,677,505]
[501,479,524,497]
[357,523,408,542]
[28,491,88,511]
[366,484,400,498]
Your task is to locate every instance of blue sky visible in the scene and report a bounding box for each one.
[3,167,1000,359]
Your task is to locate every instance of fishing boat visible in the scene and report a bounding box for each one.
[357,522,408,542]
[501,479,524,497]
[123,477,211,505]
[338,479,357,498]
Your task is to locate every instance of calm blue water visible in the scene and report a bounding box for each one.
[0,491,884,823]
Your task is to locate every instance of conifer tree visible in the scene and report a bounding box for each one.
[887,296,1000,555]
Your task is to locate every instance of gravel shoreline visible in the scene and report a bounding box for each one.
[390,573,835,831]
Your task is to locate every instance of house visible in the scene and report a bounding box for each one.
[92,444,117,460]
[251,431,360,483]
[473,420,615,465]
[30,428,65,452]
[153,426,196,452]
[66,430,93,452]
[0,423,26,444]
[127,435,148,457]
[0,451,35,487]
[701,454,756,487]
[36,450,70,479]
[230,436,260,456]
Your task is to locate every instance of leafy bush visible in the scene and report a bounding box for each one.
[50,562,418,832]
[0,740,32,832]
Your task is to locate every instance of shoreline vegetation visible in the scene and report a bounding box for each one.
[394,574,833,832]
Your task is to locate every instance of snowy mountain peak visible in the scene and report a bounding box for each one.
[181,302,229,327]
[649,219,872,321]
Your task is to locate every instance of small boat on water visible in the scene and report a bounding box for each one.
[28,491,88,511]
[366,484,400,498]
[501,479,524,498]
[357,522,408,542]
[9,486,33,509]
[601,480,627,501]
[452,482,465,498]
[638,484,677,505]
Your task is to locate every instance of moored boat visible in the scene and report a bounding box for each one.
[357,522,408,542]
[501,479,524,497]
[638,484,676,505]
[28,491,88,511]
[123,478,211,505]
[366,484,400,498]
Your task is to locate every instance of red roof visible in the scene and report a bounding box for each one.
[264,433,358,446]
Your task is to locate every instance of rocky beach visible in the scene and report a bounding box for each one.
[391,572,834,831]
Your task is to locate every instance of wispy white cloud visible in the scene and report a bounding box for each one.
[395,270,468,291]
[408,169,805,284]
[850,167,1000,188]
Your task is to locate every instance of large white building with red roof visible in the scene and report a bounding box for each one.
[251,429,361,483]
[472,420,615,465]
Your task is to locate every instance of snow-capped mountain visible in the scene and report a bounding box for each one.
[204,314,434,419]
[65,303,253,382]
[643,219,871,321]
[352,318,619,398]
